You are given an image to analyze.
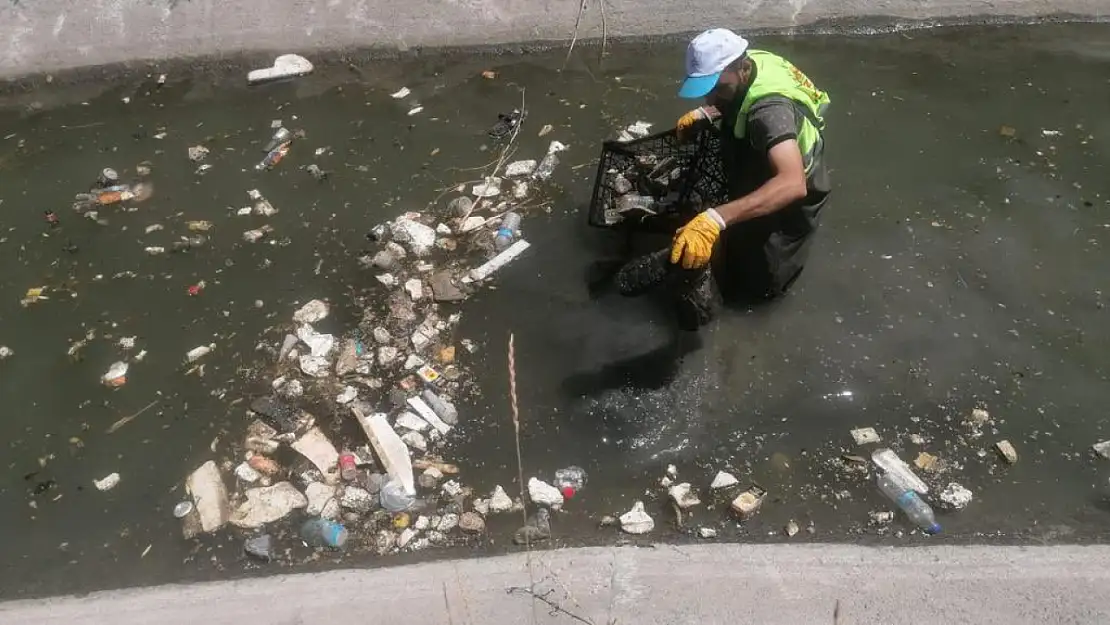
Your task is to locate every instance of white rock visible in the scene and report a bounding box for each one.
[390,219,437,256]
[391,87,411,99]
[851,427,881,445]
[437,513,459,532]
[395,411,430,432]
[710,471,739,489]
[305,482,339,518]
[292,299,329,324]
[296,325,334,358]
[458,216,486,233]
[939,482,973,510]
[234,462,261,484]
[376,273,397,287]
[93,472,120,491]
[291,427,340,478]
[185,460,230,533]
[660,476,673,488]
[473,498,490,516]
[372,327,392,344]
[619,501,654,534]
[666,464,677,478]
[411,329,432,351]
[247,54,314,85]
[414,515,431,531]
[397,528,417,548]
[340,486,376,513]
[624,120,652,138]
[441,479,462,497]
[403,354,426,370]
[668,483,701,509]
[404,279,424,301]
[401,431,427,452]
[0,346,13,360]
[512,180,529,199]
[504,160,537,177]
[299,355,330,378]
[527,477,564,508]
[1094,440,1110,459]
[377,346,399,366]
[278,378,304,398]
[230,482,307,528]
[436,223,453,235]
[336,386,358,404]
[697,527,718,539]
[489,485,514,513]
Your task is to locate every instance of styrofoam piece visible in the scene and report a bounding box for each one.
[248,54,314,85]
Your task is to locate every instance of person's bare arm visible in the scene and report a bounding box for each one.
[713,139,808,226]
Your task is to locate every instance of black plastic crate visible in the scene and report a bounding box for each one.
[587,127,728,229]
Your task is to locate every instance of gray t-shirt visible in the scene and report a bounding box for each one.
[744,96,830,197]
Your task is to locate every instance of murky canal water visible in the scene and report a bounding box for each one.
[1,22,1109,599]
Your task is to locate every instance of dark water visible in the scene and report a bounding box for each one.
[1,23,1109,600]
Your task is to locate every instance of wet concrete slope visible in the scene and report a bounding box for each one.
[0,23,1108,599]
[0,0,1106,77]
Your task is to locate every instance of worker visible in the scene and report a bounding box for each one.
[671,28,831,306]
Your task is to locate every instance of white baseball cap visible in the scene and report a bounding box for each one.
[679,28,749,99]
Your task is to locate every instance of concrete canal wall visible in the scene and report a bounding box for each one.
[0,0,1106,78]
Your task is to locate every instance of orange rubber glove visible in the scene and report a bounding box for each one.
[670,209,726,269]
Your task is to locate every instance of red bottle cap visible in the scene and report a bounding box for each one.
[560,485,576,499]
[187,284,202,296]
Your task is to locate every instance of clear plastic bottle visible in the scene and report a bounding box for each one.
[494,212,521,252]
[877,473,941,534]
[872,448,928,494]
[554,466,587,499]
[379,477,415,512]
[532,153,560,181]
[300,518,348,549]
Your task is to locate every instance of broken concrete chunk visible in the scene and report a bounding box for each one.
[291,427,340,479]
[784,519,800,537]
[869,510,894,526]
[296,325,335,358]
[404,279,424,301]
[401,431,428,452]
[1094,440,1110,459]
[93,472,121,491]
[377,346,399,366]
[504,159,537,177]
[459,512,485,532]
[528,477,564,508]
[710,471,738,489]
[340,486,377,513]
[970,408,991,425]
[421,389,458,425]
[335,339,360,376]
[406,396,451,435]
[234,462,262,484]
[697,527,718,539]
[939,482,973,510]
[293,299,329,324]
[850,427,880,445]
[668,483,701,509]
[390,219,436,256]
[395,411,431,432]
[305,482,340,519]
[489,485,513,513]
[299,355,330,378]
[619,501,654,534]
[995,440,1018,464]
[185,460,230,534]
[472,498,490,516]
[729,485,767,519]
[353,408,415,497]
[336,386,358,404]
[230,482,308,528]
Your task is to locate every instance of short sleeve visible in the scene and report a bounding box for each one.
[746,97,799,154]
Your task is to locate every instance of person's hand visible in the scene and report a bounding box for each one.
[676,106,718,140]
[670,209,725,269]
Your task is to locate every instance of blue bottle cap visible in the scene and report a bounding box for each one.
[926,523,942,535]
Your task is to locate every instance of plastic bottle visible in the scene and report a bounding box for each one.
[256,142,290,170]
[494,212,521,252]
[379,477,415,512]
[554,466,587,499]
[264,127,292,152]
[877,473,941,534]
[532,153,560,181]
[300,518,348,549]
[871,448,929,494]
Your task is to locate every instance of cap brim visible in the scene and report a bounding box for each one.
[678,72,721,99]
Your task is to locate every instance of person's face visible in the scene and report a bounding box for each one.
[704,62,745,107]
